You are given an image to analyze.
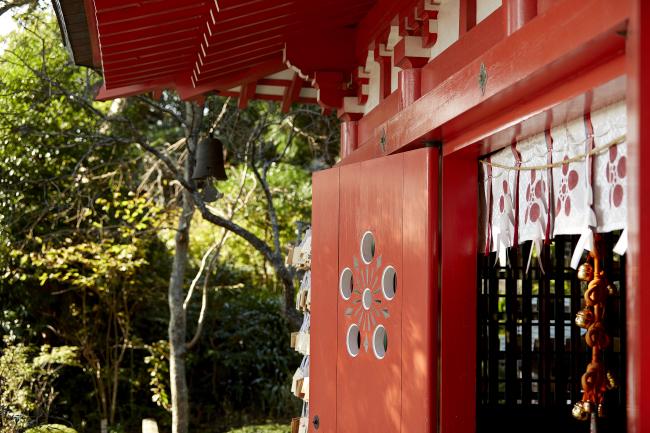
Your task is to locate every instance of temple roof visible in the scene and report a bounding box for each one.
[53,0,401,104]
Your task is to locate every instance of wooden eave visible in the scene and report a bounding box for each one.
[52,0,99,69]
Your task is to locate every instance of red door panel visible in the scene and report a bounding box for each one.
[402,148,438,433]
[311,147,438,433]
[337,154,404,433]
[311,168,340,433]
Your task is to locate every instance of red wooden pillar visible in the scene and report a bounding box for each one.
[340,118,359,159]
[503,0,538,35]
[459,0,477,35]
[626,1,650,432]
[394,35,428,110]
[398,68,422,110]
[439,145,478,433]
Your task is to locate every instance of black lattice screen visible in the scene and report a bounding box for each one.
[477,234,625,433]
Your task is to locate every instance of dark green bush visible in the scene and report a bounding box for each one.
[187,289,301,432]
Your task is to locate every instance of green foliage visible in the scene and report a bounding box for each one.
[187,289,301,430]
[226,424,289,433]
[0,8,335,433]
[0,337,79,432]
[198,162,311,290]
[0,12,118,248]
[143,340,171,411]
[24,425,78,433]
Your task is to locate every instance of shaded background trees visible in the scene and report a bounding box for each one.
[0,7,338,433]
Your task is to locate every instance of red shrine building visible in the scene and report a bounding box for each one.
[53,1,649,432]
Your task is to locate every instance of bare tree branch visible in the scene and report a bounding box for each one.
[0,0,34,18]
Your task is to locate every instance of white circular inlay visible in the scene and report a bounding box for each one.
[339,267,353,300]
[381,265,397,300]
[360,230,375,264]
[372,325,388,359]
[346,324,361,357]
[362,288,372,310]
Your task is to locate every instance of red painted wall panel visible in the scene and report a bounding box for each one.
[310,169,340,433]
[402,148,439,433]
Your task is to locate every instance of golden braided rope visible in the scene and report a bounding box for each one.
[481,135,626,172]
[572,234,618,428]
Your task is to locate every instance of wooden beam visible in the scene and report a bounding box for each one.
[354,0,421,62]
[342,0,628,165]
[281,72,303,113]
[176,58,284,100]
[238,81,257,109]
[96,82,170,100]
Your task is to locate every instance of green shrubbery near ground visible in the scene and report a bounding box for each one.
[227,424,289,433]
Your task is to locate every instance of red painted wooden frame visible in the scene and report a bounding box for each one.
[341,0,628,166]
[625,1,650,432]
[335,2,646,433]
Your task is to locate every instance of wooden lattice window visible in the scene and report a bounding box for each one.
[477,233,626,433]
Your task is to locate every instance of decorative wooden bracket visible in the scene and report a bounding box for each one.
[281,72,304,113]
[238,81,257,109]
[312,71,348,110]
[373,43,394,101]
[394,36,430,69]
[353,66,370,105]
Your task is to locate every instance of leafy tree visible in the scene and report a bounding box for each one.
[0,9,338,433]
[0,336,79,433]
[1,12,170,431]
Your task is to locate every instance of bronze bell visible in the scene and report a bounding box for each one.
[575,308,595,329]
[582,401,595,413]
[193,136,228,181]
[577,262,594,281]
[572,401,588,421]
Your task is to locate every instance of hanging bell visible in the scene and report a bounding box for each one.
[572,401,589,421]
[193,135,228,181]
[597,403,606,418]
[575,308,595,329]
[582,401,595,413]
[606,371,618,390]
[607,283,618,296]
[577,263,594,281]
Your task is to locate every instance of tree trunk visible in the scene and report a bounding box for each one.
[277,258,300,328]
[169,102,201,433]
[169,190,194,433]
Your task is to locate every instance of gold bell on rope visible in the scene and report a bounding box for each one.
[575,308,595,329]
[606,371,618,390]
[572,401,589,421]
[577,263,594,281]
[607,283,618,296]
